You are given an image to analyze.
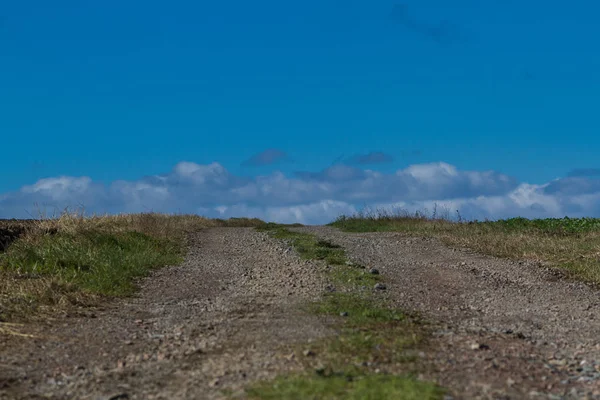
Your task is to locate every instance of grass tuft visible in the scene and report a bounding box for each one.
[247,373,443,400]
[2,230,180,297]
[312,292,404,325]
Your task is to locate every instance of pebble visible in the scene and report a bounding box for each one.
[368,268,380,275]
[374,283,386,290]
[108,394,130,400]
[340,312,349,317]
[470,343,489,351]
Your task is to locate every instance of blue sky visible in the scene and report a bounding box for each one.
[1,1,599,222]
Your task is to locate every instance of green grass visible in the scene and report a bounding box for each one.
[331,213,600,284]
[247,374,443,400]
[311,292,403,325]
[0,213,267,321]
[333,214,600,236]
[309,292,425,375]
[0,230,181,296]
[266,227,347,265]
[246,226,443,400]
[484,216,600,234]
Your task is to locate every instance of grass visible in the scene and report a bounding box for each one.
[246,226,443,399]
[265,227,347,266]
[332,210,600,284]
[2,230,180,296]
[246,374,443,400]
[0,212,265,321]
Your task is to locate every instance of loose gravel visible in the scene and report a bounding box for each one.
[294,226,600,399]
[4,225,600,399]
[0,228,331,400]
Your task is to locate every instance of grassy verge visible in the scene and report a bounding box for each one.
[331,212,600,284]
[0,213,264,322]
[246,226,443,400]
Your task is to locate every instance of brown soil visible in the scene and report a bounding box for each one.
[2,226,600,399]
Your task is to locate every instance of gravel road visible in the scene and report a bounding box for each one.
[0,228,331,399]
[2,226,600,399]
[295,226,600,399]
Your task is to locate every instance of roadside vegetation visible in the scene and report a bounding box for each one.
[331,208,600,284]
[0,212,264,322]
[248,226,444,399]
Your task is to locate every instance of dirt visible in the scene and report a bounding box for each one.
[2,226,600,399]
[0,228,331,400]
[294,226,600,399]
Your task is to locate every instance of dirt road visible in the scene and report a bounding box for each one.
[2,226,600,399]
[296,227,600,399]
[1,228,331,399]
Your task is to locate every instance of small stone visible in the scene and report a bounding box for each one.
[340,312,349,317]
[470,343,489,350]
[368,268,380,275]
[374,283,386,290]
[109,394,130,400]
[303,349,315,357]
[209,378,220,387]
[549,359,567,366]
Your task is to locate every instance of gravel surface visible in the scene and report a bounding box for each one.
[294,226,600,399]
[3,226,600,399]
[0,228,331,399]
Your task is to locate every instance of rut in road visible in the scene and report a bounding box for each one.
[295,226,600,399]
[1,228,332,399]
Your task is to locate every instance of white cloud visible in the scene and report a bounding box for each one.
[1,162,599,223]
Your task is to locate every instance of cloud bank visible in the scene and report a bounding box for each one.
[1,161,599,224]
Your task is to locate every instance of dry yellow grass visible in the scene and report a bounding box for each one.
[332,215,600,284]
